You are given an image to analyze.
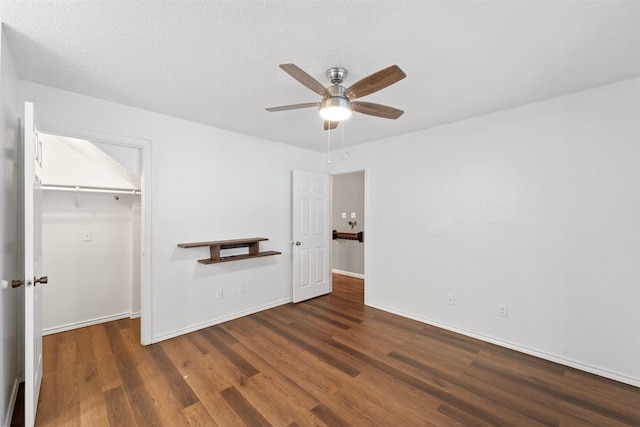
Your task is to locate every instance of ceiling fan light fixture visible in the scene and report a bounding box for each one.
[319,97,352,121]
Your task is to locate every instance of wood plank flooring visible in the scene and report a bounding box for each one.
[21,274,640,426]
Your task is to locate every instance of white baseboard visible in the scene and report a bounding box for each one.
[332,269,365,280]
[3,376,20,427]
[43,311,134,335]
[151,298,292,344]
[367,302,640,388]
[130,311,141,319]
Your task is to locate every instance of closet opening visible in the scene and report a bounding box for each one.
[39,133,144,340]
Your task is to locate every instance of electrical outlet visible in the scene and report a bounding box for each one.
[498,304,508,317]
[239,284,246,294]
[216,288,223,299]
[82,231,92,242]
[447,294,455,305]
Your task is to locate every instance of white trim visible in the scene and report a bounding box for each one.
[130,311,141,319]
[328,166,367,176]
[151,298,292,343]
[42,312,134,335]
[332,269,365,279]
[367,302,640,388]
[36,122,153,345]
[139,135,152,345]
[3,376,20,427]
[38,122,150,148]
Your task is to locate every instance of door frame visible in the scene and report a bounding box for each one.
[35,123,153,344]
[329,166,368,304]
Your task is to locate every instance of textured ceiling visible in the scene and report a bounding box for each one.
[1,1,639,152]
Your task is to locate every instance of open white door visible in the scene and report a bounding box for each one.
[23,102,45,426]
[292,170,331,303]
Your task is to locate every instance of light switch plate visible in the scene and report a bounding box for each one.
[82,231,92,242]
[341,212,347,218]
[351,212,356,219]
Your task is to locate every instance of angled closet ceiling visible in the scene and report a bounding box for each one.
[41,133,140,192]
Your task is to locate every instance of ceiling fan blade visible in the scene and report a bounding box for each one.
[266,102,320,112]
[280,64,329,97]
[352,101,404,119]
[324,120,339,131]
[345,65,406,100]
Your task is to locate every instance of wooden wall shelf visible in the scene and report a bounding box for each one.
[332,230,364,242]
[177,237,281,264]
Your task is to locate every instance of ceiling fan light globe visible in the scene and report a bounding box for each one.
[319,97,352,121]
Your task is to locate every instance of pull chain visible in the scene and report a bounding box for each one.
[327,125,331,163]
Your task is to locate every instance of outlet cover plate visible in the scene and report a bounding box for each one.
[498,304,508,317]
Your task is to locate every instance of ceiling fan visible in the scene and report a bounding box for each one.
[266,64,406,130]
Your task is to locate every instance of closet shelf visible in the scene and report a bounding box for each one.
[332,230,364,242]
[177,237,281,264]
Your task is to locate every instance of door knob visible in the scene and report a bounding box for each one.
[35,276,48,285]
[295,241,301,246]
[11,279,24,288]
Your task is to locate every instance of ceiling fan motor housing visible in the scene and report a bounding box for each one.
[326,67,348,84]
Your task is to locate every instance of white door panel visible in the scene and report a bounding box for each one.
[299,248,310,288]
[315,199,326,234]
[300,198,310,237]
[292,170,331,303]
[315,247,326,283]
[23,102,44,427]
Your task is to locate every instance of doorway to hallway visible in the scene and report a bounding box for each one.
[331,170,365,303]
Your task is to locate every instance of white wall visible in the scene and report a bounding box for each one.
[19,80,324,342]
[328,78,640,386]
[18,67,638,388]
[332,172,365,276]
[42,191,139,333]
[0,27,20,427]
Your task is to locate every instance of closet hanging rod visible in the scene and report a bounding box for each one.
[42,184,141,195]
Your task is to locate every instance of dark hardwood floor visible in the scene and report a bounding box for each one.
[14,273,640,426]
